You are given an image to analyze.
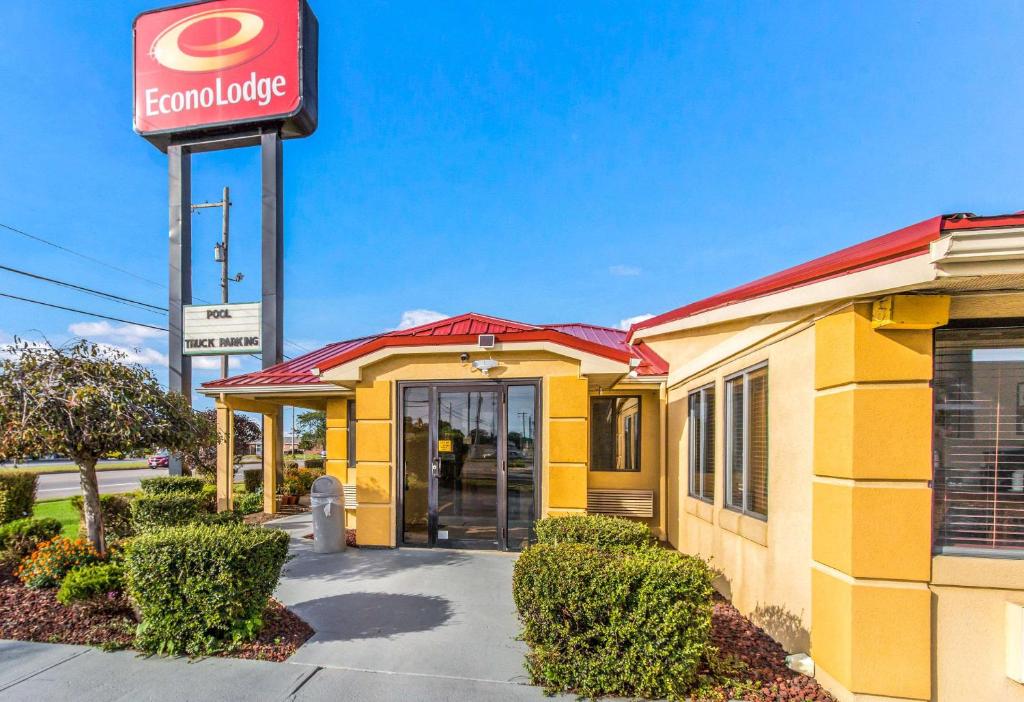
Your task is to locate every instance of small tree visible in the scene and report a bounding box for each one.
[0,339,209,553]
[296,410,326,450]
[180,409,261,479]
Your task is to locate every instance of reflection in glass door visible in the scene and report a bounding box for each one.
[399,381,540,550]
[436,389,499,547]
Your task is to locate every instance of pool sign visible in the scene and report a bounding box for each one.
[183,303,262,356]
[134,0,318,149]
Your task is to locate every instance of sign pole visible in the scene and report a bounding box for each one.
[261,128,284,483]
[168,143,192,477]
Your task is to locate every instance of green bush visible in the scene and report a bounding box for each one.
[0,517,62,562]
[242,468,262,493]
[513,542,714,700]
[534,513,652,548]
[71,494,135,541]
[16,537,104,588]
[57,562,123,605]
[303,458,325,470]
[139,475,207,495]
[130,491,214,532]
[124,523,290,656]
[0,472,38,524]
[233,488,263,515]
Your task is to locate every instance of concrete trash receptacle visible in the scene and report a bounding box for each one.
[310,475,345,553]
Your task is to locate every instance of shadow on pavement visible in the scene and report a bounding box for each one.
[282,546,473,583]
[290,591,454,641]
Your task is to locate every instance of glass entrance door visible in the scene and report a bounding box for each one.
[436,389,499,547]
[399,381,538,550]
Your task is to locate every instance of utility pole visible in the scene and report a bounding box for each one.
[192,186,241,379]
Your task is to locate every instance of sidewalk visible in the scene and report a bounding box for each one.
[0,639,567,702]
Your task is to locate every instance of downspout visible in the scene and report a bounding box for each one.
[658,380,668,543]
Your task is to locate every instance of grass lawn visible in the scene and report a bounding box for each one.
[32,497,80,538]
[0,461,148,475]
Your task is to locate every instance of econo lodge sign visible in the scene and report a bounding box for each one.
[134,0,317,148]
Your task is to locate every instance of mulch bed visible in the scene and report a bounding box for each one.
[708,595,834,702]
[302,529,357,548]
[0,565,312,662]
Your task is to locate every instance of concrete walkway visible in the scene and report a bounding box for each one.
[0,514,572,701]
[272,512,530,684]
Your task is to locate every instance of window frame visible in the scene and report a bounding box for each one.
[687,383,715,504]
[724,362,768,520]
[589,395,643,472]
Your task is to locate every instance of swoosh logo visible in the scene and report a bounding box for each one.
[150,8,277,73]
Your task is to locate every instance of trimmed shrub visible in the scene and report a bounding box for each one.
[71,494,135,541]
[233,488,263,516]
[534,513,652,549]
[242,468,262,493]
[16,537,104,588]
[0,517,62,562]
[303,458,325,470]
[512,542,714,700]
[0,471,38,524]
[124,523,290,656]
[139,475,206,495]
[57,562,123,605]
[130,492,213,532]
[284,465,321,495]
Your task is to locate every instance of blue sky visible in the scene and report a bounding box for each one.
[2,1,1024,407]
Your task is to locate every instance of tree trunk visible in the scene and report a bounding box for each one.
[78,457,106,554]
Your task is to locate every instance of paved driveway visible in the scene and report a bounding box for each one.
[272,513,530,684]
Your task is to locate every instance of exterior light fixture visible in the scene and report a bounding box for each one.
[472,359,499,375]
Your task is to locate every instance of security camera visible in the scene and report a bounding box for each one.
[460,353,469,363]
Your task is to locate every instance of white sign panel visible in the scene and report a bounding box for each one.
[183,303,261,356]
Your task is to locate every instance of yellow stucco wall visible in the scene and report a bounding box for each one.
[660,320,816,654]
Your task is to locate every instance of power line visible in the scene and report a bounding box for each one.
[0,292,167,331]
[0,263,166,314]
[0,221,167,289]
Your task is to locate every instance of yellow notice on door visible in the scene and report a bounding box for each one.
[437,439,453,453]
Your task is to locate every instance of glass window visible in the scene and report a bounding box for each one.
[507,385,537,549]
[688,385,715,502]
[725,364,768,518]
[933,326,1024,557]
[590,396,642,472]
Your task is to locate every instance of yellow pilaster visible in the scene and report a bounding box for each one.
[325,397,349,482]
[262,408,282,514]
[355,381,393,546]
[215,399,234,512]
[547,376,588,511]
[811,301,942,701]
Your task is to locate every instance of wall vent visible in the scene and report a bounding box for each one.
[587,489,654,518]
[478,334,496,348]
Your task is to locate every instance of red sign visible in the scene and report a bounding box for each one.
[134,0,316,144]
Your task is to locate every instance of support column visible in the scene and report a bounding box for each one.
[215,399,234,512]
[326,397,354,527]
[263,409,282,514]
[546,376,589,516]
[810,297,948,702]
[168,144,192,476]
[355,381,392,547]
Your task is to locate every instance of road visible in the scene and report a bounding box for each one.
[36,467,169,500]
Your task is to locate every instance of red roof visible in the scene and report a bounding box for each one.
[629,211,1024,338]
[202,313,667,390]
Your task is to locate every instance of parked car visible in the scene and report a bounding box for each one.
[148,451,170,469]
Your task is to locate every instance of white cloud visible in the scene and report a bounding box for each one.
[97,343,168,367]
[609,264,641,277]
[68,321,163,345]
[396,309,448,330]
[619,313,655,331]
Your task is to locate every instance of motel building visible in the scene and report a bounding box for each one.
[201,211,1024,702]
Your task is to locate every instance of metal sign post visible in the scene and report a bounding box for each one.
[167,144,192,476]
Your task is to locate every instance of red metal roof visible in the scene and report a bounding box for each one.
[628,211,1024,338]
[202,313,667,390]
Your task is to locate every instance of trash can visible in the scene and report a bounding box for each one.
[309,475,345,553]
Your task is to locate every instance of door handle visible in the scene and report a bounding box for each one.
[431,457,440,478]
